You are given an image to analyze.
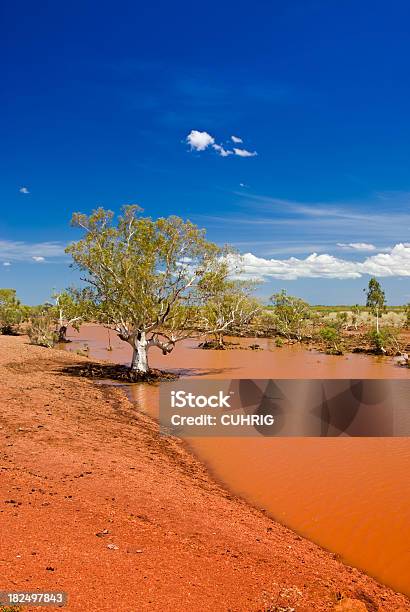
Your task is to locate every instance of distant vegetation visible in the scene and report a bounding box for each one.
[0,288,29,335]
[280,304,407,313]
[1,207,409,372]
[0,287,87,348]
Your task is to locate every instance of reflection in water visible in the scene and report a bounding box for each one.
[64,325,410,596]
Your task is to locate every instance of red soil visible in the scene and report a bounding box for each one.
[0,336,409,612]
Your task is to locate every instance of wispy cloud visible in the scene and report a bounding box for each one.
[212,143,232,157]
[2,262,11,267]
[231,135,243,143]
[233,148,257,158]
[213,191,410,246]
[231,241,335,255]
[337,242,376,251]
[0,240,66,262]
[19,187,30,194]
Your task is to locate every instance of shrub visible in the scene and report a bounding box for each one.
[319,324,343,354]
[270,290,310,341]
[336,311,349,330]
[405,303,410,329]
[367,327,399,354]
[0,288,26,335]
[27,313,58,348]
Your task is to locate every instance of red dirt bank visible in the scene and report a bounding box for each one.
[0,336,409,612]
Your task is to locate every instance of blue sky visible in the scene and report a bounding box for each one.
[1,0,410,304]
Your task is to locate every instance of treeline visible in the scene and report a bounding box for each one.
[1,206,409,373]
[235,284,409,356]
[0,287,90,347]
[2,279,409,360]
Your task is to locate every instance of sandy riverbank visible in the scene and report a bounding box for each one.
[0,335,409,611]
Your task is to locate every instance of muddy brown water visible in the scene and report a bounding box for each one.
[64,325,410,596]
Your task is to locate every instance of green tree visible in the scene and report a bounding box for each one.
[66,206,228,372]
[0,288,25,334]
[270,290,310,341]
[351,304,361,330]
[365,277,386,333]
[320,322,343,354]
[27,306,58,348]
[200,280,260,348]
[52,288,89,342]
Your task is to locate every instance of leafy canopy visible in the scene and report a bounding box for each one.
[200,279,260,337]
[365,277,386,315]
[270,289,310,340]
[66,206,229,342]
[0,288,26,334]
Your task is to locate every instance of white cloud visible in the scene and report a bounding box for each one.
[186,130,215,151]
[237,252,361,280]
[229,243,410,280]
[186,130,258,158]
[233,148,258,158]
[0,240,66,262]
[212,143,232,157]
[337,242,376,251]
[239,182,249,188]
[359,243,410,276]
[19,187,30,194]
[2,262,11,267]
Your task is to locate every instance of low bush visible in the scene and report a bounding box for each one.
[367,327,400,354]
[27,314,58,348]
[319,324,343,355]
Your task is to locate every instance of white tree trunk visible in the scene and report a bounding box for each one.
[130,332,149,373]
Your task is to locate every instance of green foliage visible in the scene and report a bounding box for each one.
[200,279,260,346]
[367,327,399,354]
[0,288,27,334]
[405,303,410,329]
[270,290,310,340]
[336,311,348,328]
[27,306,58,348]
[365,277,386,332]
[319,323,343,354]
[351,304,362,329]
[66,205,230,371]
[52,289,84,330]
[255,308,276,333]
[50,287,93,340]
[301,304,404,313]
